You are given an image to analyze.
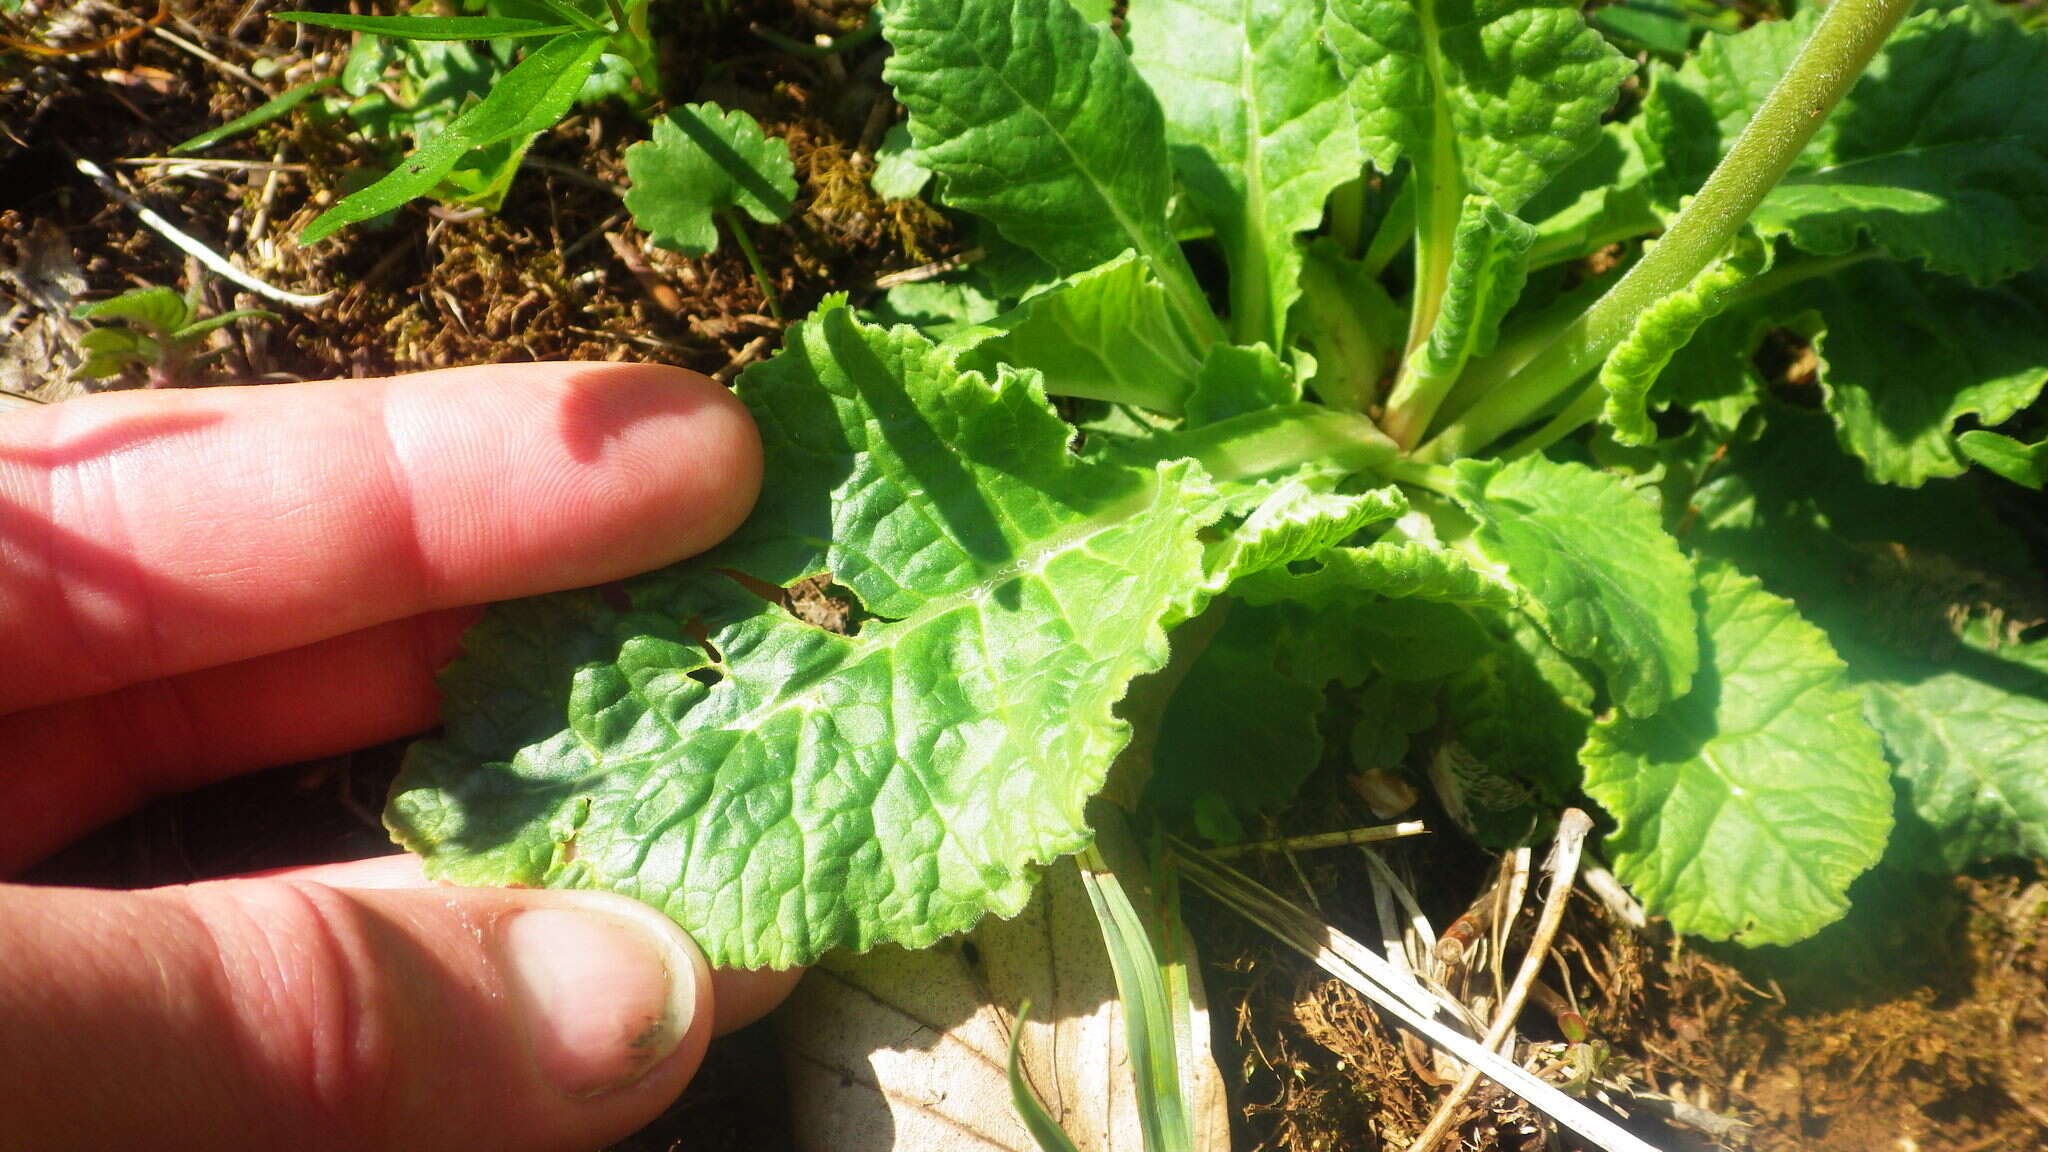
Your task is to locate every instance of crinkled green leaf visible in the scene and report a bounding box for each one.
[1452,455,1697,716]
[387,304,1224,968]
[1127,0,1362,347]
[870,122,933,201]
[1799,264,2048,486]
[882,0,1210,332]
[623,103,797,257]
[304,30,607,241]
[1519,122,1659,268]
[1235,538,1516,609]
[1648,303,1771,439]
[1325,0,1633,212]
[1183,342,1298,427]
[950,252,1205,415]
[1598,234,1771,446]
[1852,623,2048,872]
[1957,429,2048,489]
[1403,195,1535,391]
[865,280,1000,339]
[1636,8,2048,284]
[1581,566,1894,946]
[1203,480,1407,591]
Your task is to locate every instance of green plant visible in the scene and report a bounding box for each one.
[623,103,799,316]
[70,287,276,388]
[383,0,2048,972]
[255,0,658,242]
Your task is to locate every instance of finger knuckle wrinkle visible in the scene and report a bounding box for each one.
[185,879,397,1143]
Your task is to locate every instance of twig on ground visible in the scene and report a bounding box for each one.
[605,231,685,314]
[1203,822,1428,860]
[118,157,310,173]
[871,248,985,289]
[1408,809,1598,1152]
[1582,861,1650,931]
[1173,842,1663,1152]
[74,157,332,309]
[150,25,266,94]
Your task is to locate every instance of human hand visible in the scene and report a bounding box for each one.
[0,364,801,1151]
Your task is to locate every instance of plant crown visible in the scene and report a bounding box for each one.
[387,0,2048,965]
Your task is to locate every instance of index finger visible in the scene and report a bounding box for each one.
[0,363,760,715]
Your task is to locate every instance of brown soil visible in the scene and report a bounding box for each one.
[1199,779,2048,1152]
[9,4,2048,1152]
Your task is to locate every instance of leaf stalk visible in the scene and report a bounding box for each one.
[1419,0,1916,461]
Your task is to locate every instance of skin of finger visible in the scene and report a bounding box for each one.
[257,856,805,1036]
[0,362,761,716]
[0,877,738,1152]
[0,608,475,875]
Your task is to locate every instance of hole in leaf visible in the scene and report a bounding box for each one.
[687,667,724,687]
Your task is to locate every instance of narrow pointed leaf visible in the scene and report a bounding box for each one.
[1957,430,2048,490]
[1581,566,1895,946]
[275,12,579,39]
[302,30,608,242]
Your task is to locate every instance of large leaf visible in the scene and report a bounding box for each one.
[1324,0,1633,212]
[1798,265,2048,487]
[949,252,1205,414]
[882,0,1210,332]
[387,304,1222,967]
[303,30,608,241]
[1636,8,2048,284]
[1581,567,1895,946]
[1127,0,1362,347]
[623,103,798,256]
[1452,455,1697,716]
[1853,625,2048,872]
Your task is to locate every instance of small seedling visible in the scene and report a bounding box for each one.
[70,286,276,388]
[622,102,798,317]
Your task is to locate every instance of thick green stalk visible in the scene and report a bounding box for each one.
[1418,0,1914,461]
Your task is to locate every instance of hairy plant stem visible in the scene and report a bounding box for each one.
[1416,0,1915,462]
[721,209,781,320]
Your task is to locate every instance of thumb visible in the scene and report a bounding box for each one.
[0,873,786,1152]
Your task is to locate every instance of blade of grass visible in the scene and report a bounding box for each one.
[169,78,335,155]
[1007,1001,1086,1152]
[1078,841,1194,1152]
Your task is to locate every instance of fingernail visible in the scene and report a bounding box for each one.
[500,900,698,1097]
